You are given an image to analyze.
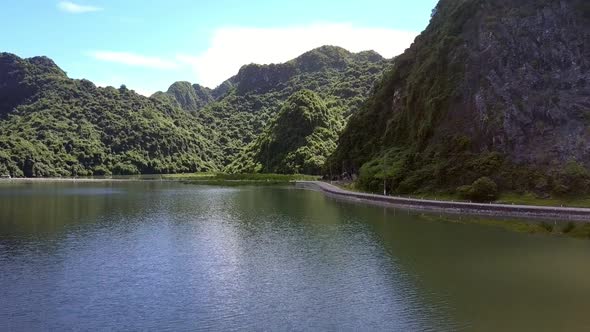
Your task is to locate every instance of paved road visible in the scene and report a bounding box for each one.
[295,181,590,222]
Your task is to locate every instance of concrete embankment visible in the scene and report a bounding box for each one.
[295,181,590,222]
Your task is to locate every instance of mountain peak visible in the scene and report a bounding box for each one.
[227,45,386,95]
[165,81,214,111]
[0,53,67,116]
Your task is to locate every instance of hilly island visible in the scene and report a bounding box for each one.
[1,0,590,203]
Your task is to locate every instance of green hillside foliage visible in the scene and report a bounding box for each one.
[160,81,213,111]
[226,90,343,174]
[329,0,476,174]
[166,46,390,166]
[328,0,590,198]
[0,53,220,177]
[0,46,389,177]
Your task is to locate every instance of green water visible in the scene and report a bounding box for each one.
[1,181,589,331]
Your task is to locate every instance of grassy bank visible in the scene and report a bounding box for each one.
[429,215,590,240]
[164,173,319,185]
[336,181,590,208]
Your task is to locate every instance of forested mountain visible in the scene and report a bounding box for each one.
[6,0,585,191]
[153,81,214,111]
[226,90,343,174]
[161,46,390,165]
[328,0,590,198]
[0,46,389,177]
[0,53,220,177]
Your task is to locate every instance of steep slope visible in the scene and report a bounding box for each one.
[329,0,590,197]
[226,90,343,174]
[163,46,390,165]
[153,81,214,111]
[0,53,220,177]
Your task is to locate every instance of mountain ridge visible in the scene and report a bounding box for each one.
[160,45,391,167]
[328,0,590,197]
[158,45,387,110]
[0,45,390,176]
[0,52,221,176]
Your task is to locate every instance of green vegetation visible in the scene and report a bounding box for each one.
[552,161,590,196]
[327,0,590,201]
[496,193,590,208]
[163,172,318,185]
[2,0,590,210]
[424,214,590,240]
[457,177,499,202]
[163,172,317,181]
[0,46,388,178]
[562,222,576,234]
[0,53,221,177]
[154,81,213,112]
[226,90,343,174]
[166,46,390,168]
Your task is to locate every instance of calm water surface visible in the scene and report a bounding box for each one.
[1,181,589,331]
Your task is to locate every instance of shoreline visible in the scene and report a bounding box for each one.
[0,176,304,185]
[0,177,172,183]
[295,181,590,222]
[6,177,590,222]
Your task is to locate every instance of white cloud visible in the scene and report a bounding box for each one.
[87,51,179,70]
[84,23,418,92]
[178,23,418,88]
[58,1,102,14]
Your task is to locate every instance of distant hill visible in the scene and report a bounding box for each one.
[0,53,220,177]
[0,45,390,177]
[161,45,391,167]
[152,81,214,112]
[226,90,343,174]
[328,0,590,198]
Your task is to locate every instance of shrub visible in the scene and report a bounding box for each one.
[552,161,590,196]
[562,222,576,234]
[540,222,554,233]
[112,162,139,175]
[457,177,499,202]
[456,185,472,198]
[92,166,112,176]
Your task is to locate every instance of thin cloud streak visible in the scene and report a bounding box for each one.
[85,23,418,91]
[87,51,179,70]
[58,1,102,14]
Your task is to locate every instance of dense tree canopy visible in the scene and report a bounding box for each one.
[0,53,220,177]
[226,90,343,174]
[0,46,389,177]
[163,45,390,171]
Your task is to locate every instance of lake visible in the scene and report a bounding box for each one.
[1,181,589,331]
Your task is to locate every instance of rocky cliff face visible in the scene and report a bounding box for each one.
[330,0,590,195]
[462,0,590,166]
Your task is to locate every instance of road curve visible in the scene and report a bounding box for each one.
[294,181,590,222]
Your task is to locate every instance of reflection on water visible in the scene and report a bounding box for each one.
[0,182,589,331]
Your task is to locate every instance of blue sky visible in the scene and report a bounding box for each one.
[1,0,438,95]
